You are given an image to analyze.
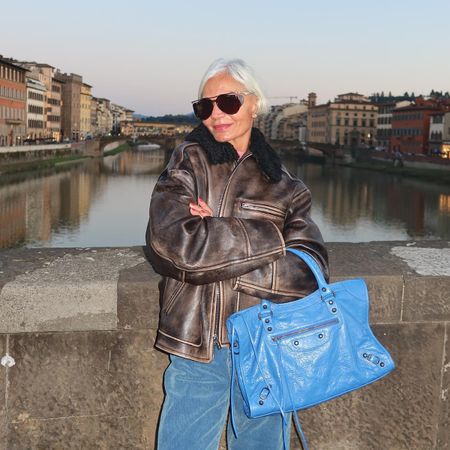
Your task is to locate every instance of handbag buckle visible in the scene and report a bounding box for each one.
[258,310,273,320]
[258,302,273,321]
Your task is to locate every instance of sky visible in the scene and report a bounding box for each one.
[2,0,449,116]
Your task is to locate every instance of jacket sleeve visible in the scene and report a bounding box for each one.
[232,185,328,302]
[145,146,286,285]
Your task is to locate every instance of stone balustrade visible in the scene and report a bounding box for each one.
[0,241,448,449]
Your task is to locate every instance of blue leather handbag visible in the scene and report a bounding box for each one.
[226,248,395,450]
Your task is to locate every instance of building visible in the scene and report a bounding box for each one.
[95,98,113,136]
[54,72,82,141]
[20,63,63,142]
[429,111,450,158]
[125,109,134,122]
[90,96,98,135]
[49,77,63,142]
[255,95,313,141]
[375,100,412,151]
[128,121,193,138]
[442,112,450,158]
[25,77,46,141]
[307,93,378,148]
[0,57,27,146]
[391,99,450,155]
[80,83,92,139]
[275,104,308,140]
[111,103,128,135]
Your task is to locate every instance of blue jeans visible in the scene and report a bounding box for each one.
[157,346,290,450]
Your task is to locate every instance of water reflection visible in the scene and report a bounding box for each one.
[0,149,166,248]
[284,158,450,242]
[1,150,450,248]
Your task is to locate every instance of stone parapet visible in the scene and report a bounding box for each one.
[0,241,448,449]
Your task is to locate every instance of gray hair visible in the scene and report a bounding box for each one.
[198,58,269,115]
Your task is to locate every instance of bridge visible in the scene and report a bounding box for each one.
[0,241,448,449]
[306,141,346,158]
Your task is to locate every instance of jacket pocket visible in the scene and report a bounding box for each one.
[159,283,211,348]
[162,279,185,314]
[240,200,286,219]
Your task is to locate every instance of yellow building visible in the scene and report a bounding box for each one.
[307,93,378,148]
[80,83,92,139]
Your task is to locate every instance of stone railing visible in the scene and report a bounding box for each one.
[0,242,448,449]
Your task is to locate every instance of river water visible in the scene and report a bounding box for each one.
[1,148,450,249]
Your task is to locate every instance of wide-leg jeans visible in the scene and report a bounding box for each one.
[157,346,290,450]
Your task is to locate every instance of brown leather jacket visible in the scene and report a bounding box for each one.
[146,133,328,363]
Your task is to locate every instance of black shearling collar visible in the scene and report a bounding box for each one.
[186,124,282,182]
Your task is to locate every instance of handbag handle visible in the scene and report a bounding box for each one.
[286,248,333,300]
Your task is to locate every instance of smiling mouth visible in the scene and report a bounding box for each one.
[213,124,232,131]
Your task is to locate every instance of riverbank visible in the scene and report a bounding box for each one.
[340,158,450,185]
[0,143,130,175]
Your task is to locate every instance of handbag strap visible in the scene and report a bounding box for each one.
[230,314,308,450]
[275,339,309,450]
[286,248,333,301]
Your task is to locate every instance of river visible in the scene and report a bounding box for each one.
[1,148,450,249]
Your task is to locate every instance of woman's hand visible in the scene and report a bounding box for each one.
[189,197,213,218]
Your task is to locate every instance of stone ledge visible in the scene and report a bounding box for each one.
[1,241,449,333]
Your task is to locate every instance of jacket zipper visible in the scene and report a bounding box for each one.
[271,318,339,342]
[213,154,252,347]
[216,154,252,217]
[213,286,222,349]
[240,201,285,218]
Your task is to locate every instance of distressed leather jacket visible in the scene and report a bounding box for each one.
[146,125,328,362]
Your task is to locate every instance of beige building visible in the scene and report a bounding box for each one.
[307,93,378,148]
[26,77,46,141]
[54,72,82,141]
[80,83,92,139]
[274,104,308,141]
[90,97,98,135]
[21,63,63,142]
[255,93,317,141]
[111,103,128,135]
[442,112,450,157]
[430,111,450,158]
[95,98,113,136]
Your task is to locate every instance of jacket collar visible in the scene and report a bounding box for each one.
[186,124,282,182]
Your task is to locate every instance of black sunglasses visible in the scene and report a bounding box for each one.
[192,92,251,120]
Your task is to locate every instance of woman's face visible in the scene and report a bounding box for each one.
[201,72,257,155]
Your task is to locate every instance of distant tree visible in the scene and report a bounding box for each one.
[403,91,409,97]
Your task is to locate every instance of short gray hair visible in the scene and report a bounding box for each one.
[198,58,269,115]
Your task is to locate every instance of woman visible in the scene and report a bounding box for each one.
[146,58,328,450]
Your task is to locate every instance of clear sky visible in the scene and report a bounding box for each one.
[2,0,449,115]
